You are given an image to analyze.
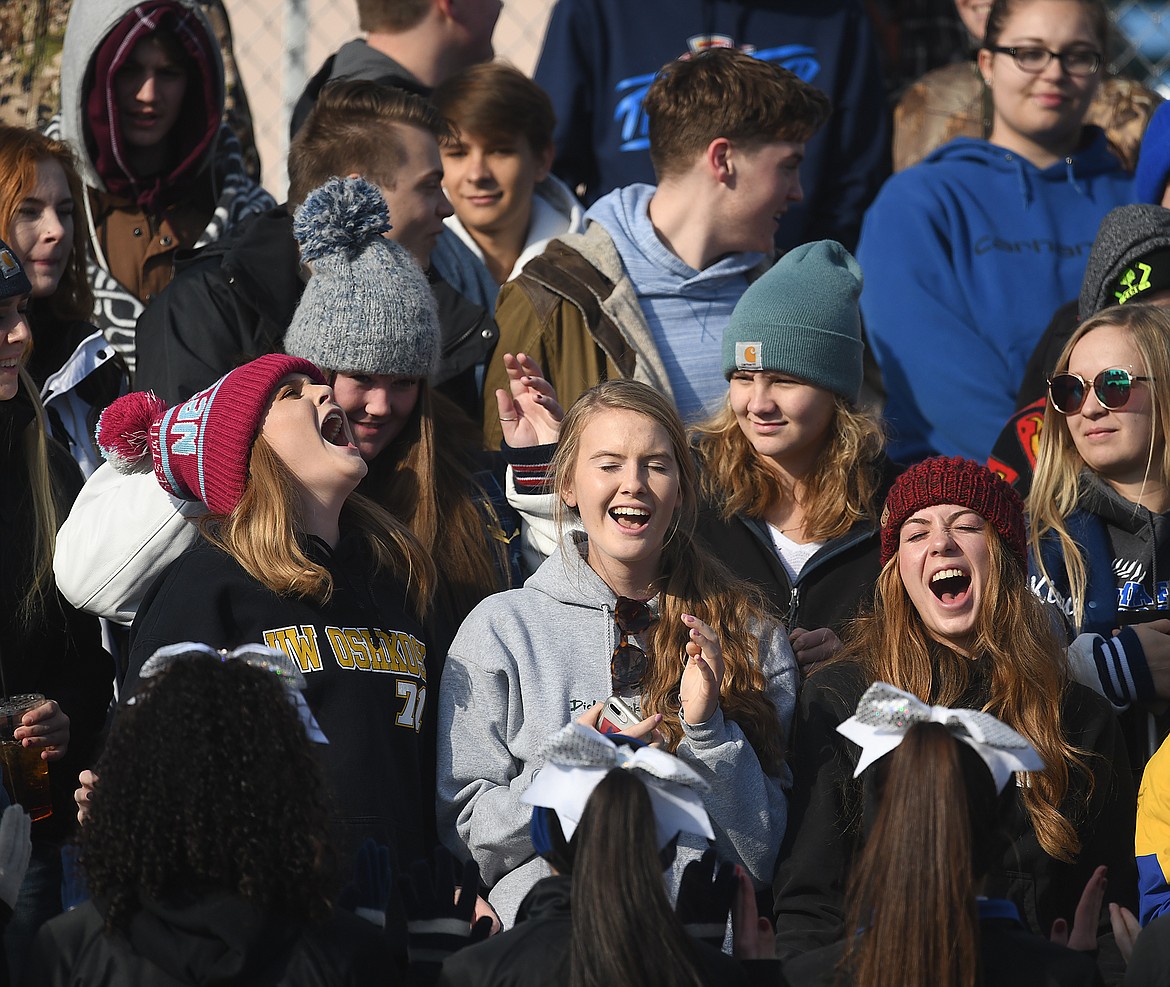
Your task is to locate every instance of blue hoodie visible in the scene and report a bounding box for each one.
[533,0,888,252]
[586,184,765,421]
[857,130,1133,463]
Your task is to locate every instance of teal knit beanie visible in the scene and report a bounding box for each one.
[721,239,864,402]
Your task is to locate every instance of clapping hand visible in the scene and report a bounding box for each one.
[679,614,724,725]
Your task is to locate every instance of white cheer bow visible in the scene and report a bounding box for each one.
[836,682,1044,792]
[134,642,327,743]
[522,722,714,848]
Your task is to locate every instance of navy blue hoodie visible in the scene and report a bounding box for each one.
[533,0,889,252]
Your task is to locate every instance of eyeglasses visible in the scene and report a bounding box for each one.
[611,597,656,690]
[987,45,1102,77]
[1047,369,1154,415]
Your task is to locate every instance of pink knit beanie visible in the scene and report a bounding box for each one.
[96,354,325,516]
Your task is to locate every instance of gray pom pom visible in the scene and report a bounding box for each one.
[294,177,393,262]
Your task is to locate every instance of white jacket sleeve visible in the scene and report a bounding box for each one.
[675,620,798,887]
[54,464,205,625]
[505,465,571,575]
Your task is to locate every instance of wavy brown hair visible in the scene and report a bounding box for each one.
[1028,305,1170,629]
[0,126,92,321]
[552,380,784,774]
[644,48,830,180]
[840,723,1008,987]
[81,656,335,931]
[361,382,508,623]
[200,435,434,616]
[692,393,885,541]
[839,526,1092,861]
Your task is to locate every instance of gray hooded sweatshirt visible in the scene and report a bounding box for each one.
[437,534,797,927]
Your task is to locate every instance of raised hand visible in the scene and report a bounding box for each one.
[494,352,564,448]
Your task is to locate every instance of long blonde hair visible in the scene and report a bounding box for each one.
[200,436,435,616]
[15,365,61,624]
[838,528,1092,861]
[552,380,784,774]
[1028,305,1170,629]
[691,393,885,541]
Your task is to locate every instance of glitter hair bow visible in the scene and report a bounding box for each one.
[133,642,327,743]
[522,722,714,847]
[836,682,1044,792]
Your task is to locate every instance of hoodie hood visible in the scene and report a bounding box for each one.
[921,127,1125,207]
[1079,471,1170,615]
[60,0,224,209]
[525,532,626,613]
[585,183,764,290]
[119,893,298,982]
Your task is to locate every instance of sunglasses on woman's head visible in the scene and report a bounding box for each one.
[1047,368,1153,415]
[611,596,656,690]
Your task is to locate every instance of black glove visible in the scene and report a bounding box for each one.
[675,848,736,948]
[337,838,394,927]
[399,846,494,975]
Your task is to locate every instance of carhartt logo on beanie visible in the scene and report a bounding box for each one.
[96,354,326,516]
[879,456,1026,566]
[721,239,864,402]
[0,238,30,298]
[284,177,439,377]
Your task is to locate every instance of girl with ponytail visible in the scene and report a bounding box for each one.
[785,684,1103,987]
[437,724,749,987]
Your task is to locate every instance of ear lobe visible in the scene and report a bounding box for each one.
[561,486,577,509]
[706,138,734,186]
[535,143,555,183]
[976,47,993,83]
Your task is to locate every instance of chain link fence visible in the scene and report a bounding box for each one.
[225,0,557,197]
[1111,2,1170,93]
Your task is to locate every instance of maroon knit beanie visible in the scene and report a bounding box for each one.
[96,354,325,516]
[879,456,1026,565]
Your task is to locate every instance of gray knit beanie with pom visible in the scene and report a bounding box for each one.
[284,177,439,377]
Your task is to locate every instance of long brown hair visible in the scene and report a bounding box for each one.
[552,380,785,774]
[1028,305,1170,629]
[569,770,707,987]
[0,126,92,321]
[360,383,508,622]
[200,435,434,616]
[692,393,885,541]
[14,365,61,624]
[840,723,1005,987]
[839,526,1091,861]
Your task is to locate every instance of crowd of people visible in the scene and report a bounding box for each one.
[3,0,1170,983]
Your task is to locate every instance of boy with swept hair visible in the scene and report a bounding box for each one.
[135,79,496,418]
[483,47,830,448]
